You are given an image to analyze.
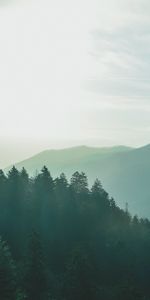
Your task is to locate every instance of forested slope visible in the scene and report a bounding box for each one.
[0,166,150,299]
[6,144,150,217]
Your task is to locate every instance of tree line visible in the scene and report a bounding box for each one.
[0,166,150,299]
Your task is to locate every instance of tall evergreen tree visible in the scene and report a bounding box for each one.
[0,170,7,234]
[70,172,89,194]
[32,166,54,233]
[91,178,103,195]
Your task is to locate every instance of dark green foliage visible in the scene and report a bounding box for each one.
[63,246,97,300]
[0,166,150,299]
[24,232,47,300]
[70,171,89,194]
[0,237,16,300]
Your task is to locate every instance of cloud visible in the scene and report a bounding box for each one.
[86,0,150,109]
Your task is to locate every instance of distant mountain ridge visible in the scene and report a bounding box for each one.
[5,145,132,170]
[5,144,150,217]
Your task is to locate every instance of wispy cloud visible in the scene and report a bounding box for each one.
[86,0,150,108]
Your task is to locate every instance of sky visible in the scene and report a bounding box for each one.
[0,0,150,167]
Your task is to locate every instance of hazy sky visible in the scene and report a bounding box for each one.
[0,0,150,166]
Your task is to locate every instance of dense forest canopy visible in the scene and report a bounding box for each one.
[9,144,150,218]
[0,166,150,299]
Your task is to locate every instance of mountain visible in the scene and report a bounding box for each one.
[5,144,150,217]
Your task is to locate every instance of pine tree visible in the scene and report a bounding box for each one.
[70,172,89,194]
[91,178,103,195]
[34,166,54,194]
[55,173,68,191]
[0,170,7,232]
[20,168,29,187]
[7,167,29,256]
[91,178,110,217]
[7,166,20,184]
[33,166,55,236]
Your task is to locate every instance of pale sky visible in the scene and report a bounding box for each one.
[0,0,150,167]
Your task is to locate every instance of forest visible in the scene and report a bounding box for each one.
[0,166,150,299]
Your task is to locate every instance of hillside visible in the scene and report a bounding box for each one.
[5,144,150,217]
[1,166,150,299]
